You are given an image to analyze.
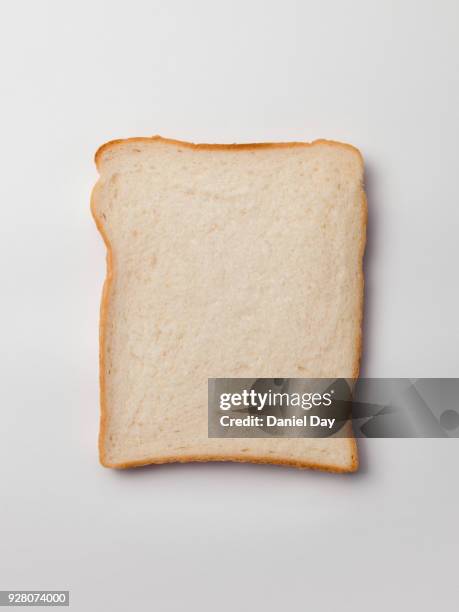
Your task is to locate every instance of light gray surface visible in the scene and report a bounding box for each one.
[1,1,458,610]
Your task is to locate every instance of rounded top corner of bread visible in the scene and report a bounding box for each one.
[94,135,363,171]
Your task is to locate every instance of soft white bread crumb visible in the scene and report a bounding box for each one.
[91,137,366,472]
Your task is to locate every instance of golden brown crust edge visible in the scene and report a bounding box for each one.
[94,134,364,168]
[91,135,365,473]
[100,451,359,473]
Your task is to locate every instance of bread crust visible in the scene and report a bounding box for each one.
[95,134,364,169]
[91,135,365,473]
[100,452,359,473]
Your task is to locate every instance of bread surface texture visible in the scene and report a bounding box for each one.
[92,136,366,472]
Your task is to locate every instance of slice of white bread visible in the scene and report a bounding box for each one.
[92,136,366,472]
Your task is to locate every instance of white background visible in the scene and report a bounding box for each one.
[1,1,458,610]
